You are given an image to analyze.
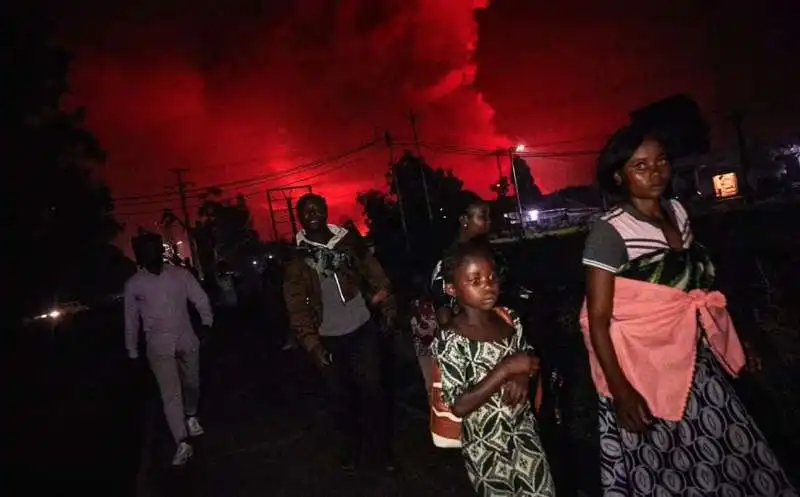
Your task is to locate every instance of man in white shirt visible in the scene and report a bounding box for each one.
[125,233,214,466]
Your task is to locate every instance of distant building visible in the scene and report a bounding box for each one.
[672,142,800,207]
[671,149,742,202]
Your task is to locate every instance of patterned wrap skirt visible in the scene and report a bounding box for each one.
[597,345,797,496]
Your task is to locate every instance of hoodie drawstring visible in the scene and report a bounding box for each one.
[333,272,346,304]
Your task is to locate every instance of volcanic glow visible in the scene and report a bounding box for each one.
[56,0,797,243]
[62,0,514,241]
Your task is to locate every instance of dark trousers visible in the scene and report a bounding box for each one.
[319,322,390,460]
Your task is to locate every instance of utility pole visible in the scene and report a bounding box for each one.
[730,111,753,202]
[266,186,312,241]
[385,131,410,251]
[267,194,277,240]
[409,111,434,222]
[170,168,203,280]
[286,196,298,236]
[493,150,510,197]
[507,148,526,238]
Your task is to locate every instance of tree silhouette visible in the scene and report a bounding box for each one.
[510,156,543,207]
[358,150,466,266]
[3,21,122,317]
[357,189,404,260]
[546,185,603,208]
[162,188,261,274]
[490,176,511,198]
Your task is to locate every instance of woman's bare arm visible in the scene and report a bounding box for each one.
[585,266,628,393]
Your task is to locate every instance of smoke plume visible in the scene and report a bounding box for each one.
[61,0,508,238]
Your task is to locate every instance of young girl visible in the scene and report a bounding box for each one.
[431,241,555,497]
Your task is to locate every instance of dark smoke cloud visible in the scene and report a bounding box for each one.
[60,0,509,239]
[56,0,795,246]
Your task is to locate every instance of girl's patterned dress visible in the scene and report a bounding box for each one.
[432,309,555,497]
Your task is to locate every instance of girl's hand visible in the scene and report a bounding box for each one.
[500,352,540,377]
[502,374,530,407]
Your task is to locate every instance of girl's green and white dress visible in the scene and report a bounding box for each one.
[432,309,555,497]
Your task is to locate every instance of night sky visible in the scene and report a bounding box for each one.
[50,0,799,241]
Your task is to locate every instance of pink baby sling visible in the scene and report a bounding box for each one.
[579,277,746,421]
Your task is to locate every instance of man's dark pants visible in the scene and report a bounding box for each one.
[319,321,391,463]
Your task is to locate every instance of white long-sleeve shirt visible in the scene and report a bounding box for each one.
[124,265,213,357]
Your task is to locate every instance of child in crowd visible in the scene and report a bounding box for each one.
[431,241,555,497]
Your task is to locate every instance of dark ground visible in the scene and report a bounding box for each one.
[136,319,476,497]
[5,311,474,497]
[5,202,800,497]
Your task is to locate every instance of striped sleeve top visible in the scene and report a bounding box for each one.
[582,199,693,274]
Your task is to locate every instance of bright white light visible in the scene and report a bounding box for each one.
[515,144,526,152]
[527,209,539,221]
[252,260,258,265]
[48,310,61,319]
[267,254,274,259]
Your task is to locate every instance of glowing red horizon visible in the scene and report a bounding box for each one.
[56,0,796,250]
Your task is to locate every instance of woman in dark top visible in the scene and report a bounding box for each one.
[430,191,499,327]
[583,123,796,496]
[431,191,567,472]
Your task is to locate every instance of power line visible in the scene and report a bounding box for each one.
[115,148,379,217]
[112,133,625,208]
[169,168,203,280]
[414,140,600,158]
[111,153,277,202]
[114,141,376,204]
[114,140,606,218]
[116,144,602,216]
[113,140,379,203]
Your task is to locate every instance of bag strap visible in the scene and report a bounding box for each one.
[494,306,515,327]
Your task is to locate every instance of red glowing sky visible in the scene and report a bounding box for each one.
[55,0,798,243]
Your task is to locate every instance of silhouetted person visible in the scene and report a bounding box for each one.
[430,191,493,327]
[124,233,213,466]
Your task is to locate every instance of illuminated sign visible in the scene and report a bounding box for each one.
[712,172,739,198]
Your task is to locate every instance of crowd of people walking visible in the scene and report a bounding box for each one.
[124,121,798,496]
